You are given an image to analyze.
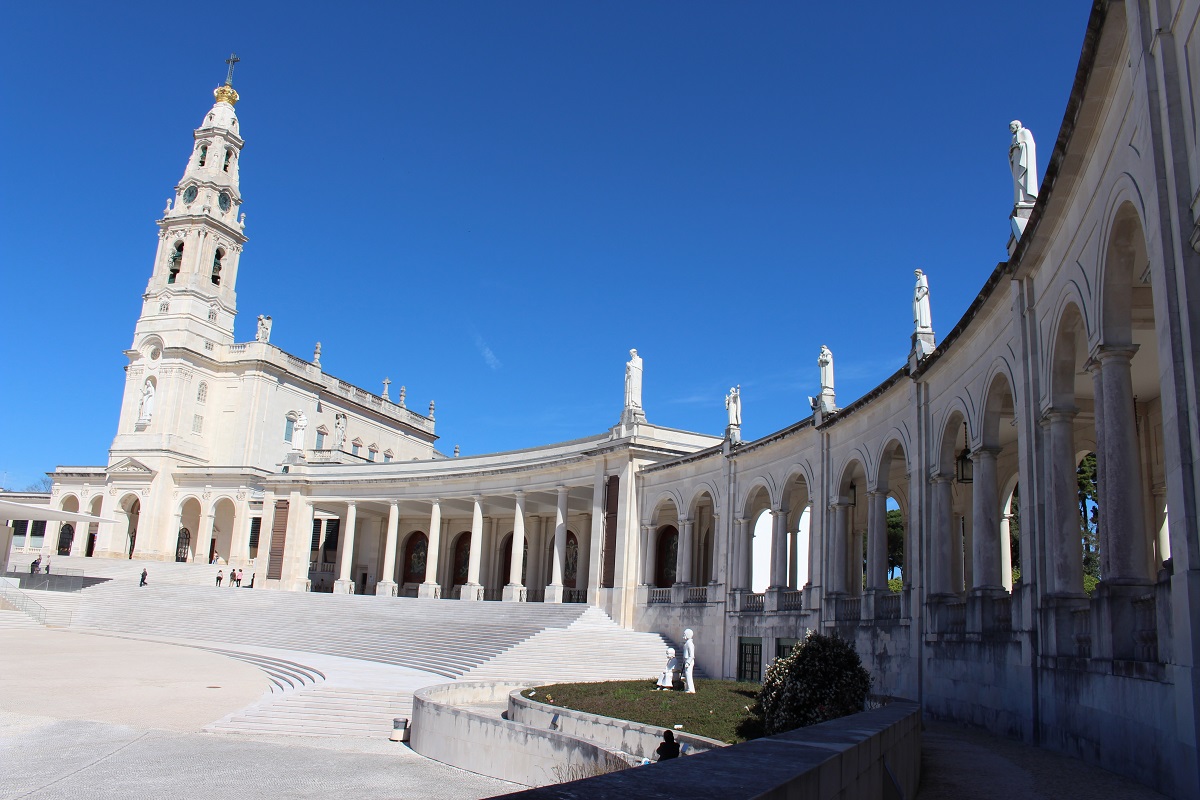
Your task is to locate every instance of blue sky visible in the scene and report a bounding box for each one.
[0,2,1091,488]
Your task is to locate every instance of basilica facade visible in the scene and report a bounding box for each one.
[17,1,1200,795]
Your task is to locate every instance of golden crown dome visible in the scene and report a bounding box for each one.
[214,84,239,105]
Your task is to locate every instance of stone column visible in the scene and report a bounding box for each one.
[229,496,252,568]
[1000,513,1014,591]
[196,511,215,563]
[255,492,276,578]
[1095,346,1149,581]
[461,496,484,600]
[828,503,849,594]
[1044,409,1085,594]
[677,518,694,586]
[769,510,787,589]
[788,510,802,590]
[931,477,954,595]
[546,486,569,602]
[484,516,497,598]
[732,518,749,589]
[334,501,356,594]
[641,524,655,585]
[376,502,399,596]
[866,491,888,591]
[168,507,183,562]
[970,448,1003,590]
[950,514,965,593]
[503,491,526,601]
[418,500,442,598]
[587,467,605,603]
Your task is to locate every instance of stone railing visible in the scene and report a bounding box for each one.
[1132,593,1158,662]
[877,592,901,620]
[564,588,587,604]
[498,700,921,799]
[648,588,671,605]
[991,594,1013,632]
[780,590,804,611]
[684,585,709,604]
[742,592,765,612]
[228,343,247,354]
[946,600,966,635]
[1072,607,1092,658]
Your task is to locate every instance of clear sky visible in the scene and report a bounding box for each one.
[0,1,1092,489]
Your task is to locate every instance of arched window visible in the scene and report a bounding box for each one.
[211,249,224,286]
[403,532,428,583]
[196,382,208,404]
[57,524,75,556]
[284,416,295,443]
[223,149,233,172]
[197,144,207,167]
[167,242,183,283]
[175,528,191,563]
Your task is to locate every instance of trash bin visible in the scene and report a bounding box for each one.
[390,716,409,742]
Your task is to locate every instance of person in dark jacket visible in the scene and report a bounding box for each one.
[656,730,680,761]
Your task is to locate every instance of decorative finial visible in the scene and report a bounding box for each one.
[214,53,241,105]
[313,342,322,369]
[453,445,460,458]
[382,377,391,401]
[428,400,436,419]
[398,386,406,408]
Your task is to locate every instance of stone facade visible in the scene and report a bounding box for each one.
[8,2,1200,795]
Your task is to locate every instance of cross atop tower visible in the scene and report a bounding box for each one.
[224,53,240,86]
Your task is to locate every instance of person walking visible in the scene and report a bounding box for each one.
[139,568,148,587]
[45,558,51,574]
[216,570,223,587]
[236,569,243,587]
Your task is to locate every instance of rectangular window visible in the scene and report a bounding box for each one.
[284,417,295,443]
[368,450,376,462]
[30,520,47,547]
[311,519,323,551]
[738,637,763,682]
[351,444,360,456]
[192,414,204,433]
[383,453,391,463]
[248,517,262,552]
[13,520,29,542]
[776,637,800,660]
[315,431,325,449]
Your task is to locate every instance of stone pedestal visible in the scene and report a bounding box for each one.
[417,582,441,599]
[911,330,935,360]
[544,584,565,603]
[726,424,741,444]
[375,580,397,597]
[1008,204,1034,254]
[502,583,527,602]
[333,578,355,595]
[1041,594,1090,659]
[1093,580,1155,660]
[459,582,484,601]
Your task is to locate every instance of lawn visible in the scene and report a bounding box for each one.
[521,679,765,744]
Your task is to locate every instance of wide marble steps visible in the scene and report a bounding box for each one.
[206,687,414,738]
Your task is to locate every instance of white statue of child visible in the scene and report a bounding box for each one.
[656,646,677,690]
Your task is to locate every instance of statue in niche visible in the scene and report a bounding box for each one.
[725,385,742,427]
[333,413,347,450]
[291,412,308,452]
[913,269,932,332]
[255,315,272,342]
[624,349,644,409]
[682,628,696,693]
[1009,120,1038,206]
[137,380,155,423]
[819,346,834,392]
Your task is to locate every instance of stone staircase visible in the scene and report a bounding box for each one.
[206,686,414,738]
[39,555,228,587]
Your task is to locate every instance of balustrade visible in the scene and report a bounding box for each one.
[1072,608,1092,658]
[648,587,671,605]
[946,601,966,635]
[564,588,587,604]
[1132,594,1158,662]
[876,592,901,620]
[742,592,765,612]
[685,585,709,604]
[780,590,804,611]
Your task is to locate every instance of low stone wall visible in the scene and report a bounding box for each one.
[494,700,922,799]
[410,680,631,788]
[509,689,725,760]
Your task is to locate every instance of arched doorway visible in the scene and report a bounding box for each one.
[403,532,428,584]
[57,524,74,556]
[451,532,471,588]
[654,526,678,588]
[499,533,529,586]
[121,496,141,559]
[85,495,102,557]
[175,528,192,562]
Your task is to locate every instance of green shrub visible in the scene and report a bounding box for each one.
[887,577,903,593]
[753,632,872,736]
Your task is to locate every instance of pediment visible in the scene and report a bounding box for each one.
[107,458,155,476]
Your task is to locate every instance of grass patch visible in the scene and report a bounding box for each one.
[522,679,764,744]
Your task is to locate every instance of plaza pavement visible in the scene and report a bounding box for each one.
[0,622,518,800]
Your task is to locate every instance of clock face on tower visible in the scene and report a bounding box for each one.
[218,192,231,212]
[182,185,198,205]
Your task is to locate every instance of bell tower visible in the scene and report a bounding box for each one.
[135,55,248,349]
